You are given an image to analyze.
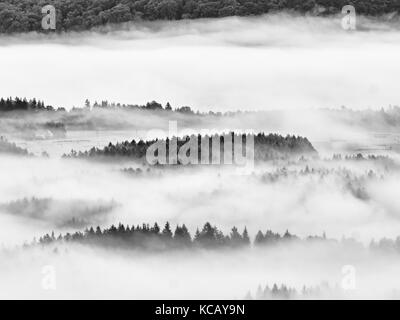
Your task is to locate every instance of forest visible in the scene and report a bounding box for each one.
[0,136,31,156]
[0,97,211,116]
[0,97,54,112]
[246,282,343,299]
[4,97,400,134]
[0,97,254,119]
[0,97,172,113]
[63,132,316,162]
[0,197,117,228]
[34,221,400,254]
[1,0,400,33]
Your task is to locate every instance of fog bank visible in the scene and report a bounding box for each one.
[1,14,400,111]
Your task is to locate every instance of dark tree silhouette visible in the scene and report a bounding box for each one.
[32,221,400,255]
[162,222,173,239]
[1,0,398,34]
[63,132,316,162]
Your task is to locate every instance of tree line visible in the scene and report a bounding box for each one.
[1,0,399,33]
[260,164,385,200]
[1,197,116,228]
[85,100,197,115]
[34,221,400,254]
[0,136,31,156]
[63,132,316,162]
[36,222,251,250]
[0,97,53,112]
[0,97,227,116]
[0,97,174,113]
[5,97,400,124]
[246,282,341,300]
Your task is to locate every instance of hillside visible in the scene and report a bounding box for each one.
[1,0,399,33]
[63,132,317,163]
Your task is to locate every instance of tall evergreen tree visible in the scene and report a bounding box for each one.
[242,227,250,245]
[162,222,173,238]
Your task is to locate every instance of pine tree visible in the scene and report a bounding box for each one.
[152,222,160,234]
[242,227,250,245]
[230,226,243,247]
[162,222,173,238]
[194,228,201,242]
[255,230,264,245]
[180,224,192,244]
[95,226,102,236]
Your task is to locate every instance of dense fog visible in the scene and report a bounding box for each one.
[1,14,400,111]
[3,242,400,299]
[0,149,400,298]
[1,13,400,299]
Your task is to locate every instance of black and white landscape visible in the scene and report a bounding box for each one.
[1,1,400,300]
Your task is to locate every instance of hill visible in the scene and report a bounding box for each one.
[1,0,399,33]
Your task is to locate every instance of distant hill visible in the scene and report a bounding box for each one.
[1,0,399,34]
[0,197,116,228]
[0,136,31,156]
[63,132,317,163]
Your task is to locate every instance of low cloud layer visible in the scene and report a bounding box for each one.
[1,14,400,111]
[1,13,400,299]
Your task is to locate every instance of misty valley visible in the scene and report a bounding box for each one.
[1,98,400,299]
[1,11,400,301]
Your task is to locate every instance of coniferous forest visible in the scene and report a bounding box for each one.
[1,0,400,33]
[35,221,400,254]
[63,132,316,162]
[0,136,31,156]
